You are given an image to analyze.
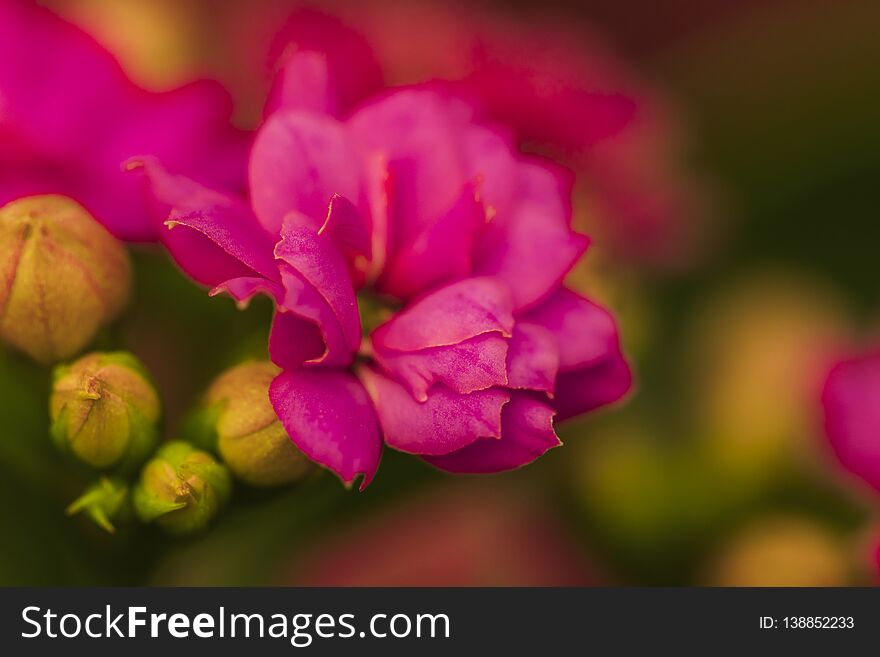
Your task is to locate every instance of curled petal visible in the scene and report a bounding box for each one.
[552,347,632,421]
[372,277,514,352]
[359,366,509,456]
[822,352,880,492]
[249,110,363,233]
[270,369,382,490]
[276,212,361,356]
[425,394,560,473]
[319,194,372,261]
[506,323,559,395]
[373,333,509,402]
[523,287,619,371]
[474,161,588,310]
[380,182,486,300]
[209,276,283,309]
[275,263,352,368]
[130,158,278,285]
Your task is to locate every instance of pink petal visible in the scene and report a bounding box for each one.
[348,91,468,250]
[506,323,559,395]
[463,124,518,220]
[130,158,278,286]
[276,211,361,356]
[270,369,382,490]
[373,333,509,402]
[371,277,514,352]
[249,110,363,233]
[523,287,620,371]
[424,394,560,473]
[822,351,880,492]
[552,347,633,421]
[264,51,336,117]
[266,7,383,115]
[319,194,372,261]
[358,366,509,456]
[209,276,283,309]
[474,161,588,310]
[379,182,486,300]
[275,263,353,368]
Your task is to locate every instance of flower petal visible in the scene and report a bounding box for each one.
[425,394,560,473]
[275,262,352,368]
[371,276,514,352]
[506,323,559,394]
[822,351,880,492]
[379,182,486,300]
[249,110,363,233]
[523,287,620,371]
[474,161,588,310]
[276,211,361,356]
[209,276,283,309]
[359,366,509,456]
[373,333,509,402]
[349,91,468,251]
[552,347,632,421]
[130,158,278,286]
[265,51,337,117]
[270,369,382,490]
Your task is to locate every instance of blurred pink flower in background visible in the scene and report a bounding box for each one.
[822,349,880,492]
[0,0,244,241]
[135,48,631,488]
[280,482,602,586]
[222,1,708,268]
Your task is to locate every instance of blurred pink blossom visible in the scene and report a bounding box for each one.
[0,0,244,240]
[222,2,707,268]
[822,349,880,492]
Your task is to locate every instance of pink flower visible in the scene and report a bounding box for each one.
[822,349,880,492]
[135,52,631,489]
[218,2,706,267]
[0,0,243,241]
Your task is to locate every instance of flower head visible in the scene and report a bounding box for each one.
[0,0,243,241]
[0,196,130,363]
[136,51,631,488]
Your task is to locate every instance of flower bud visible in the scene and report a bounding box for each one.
[133,441,231,535]
[50,351,161,470]
[202,361,311,487]
[0,195,131,363]
[66,477,130,534]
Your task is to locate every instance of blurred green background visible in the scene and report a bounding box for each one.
[2,0,878,585]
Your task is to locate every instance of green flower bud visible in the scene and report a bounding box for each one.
[203,361,311,487]
[0,195,131,364]
[133,441,231,535]
[66,477,129,534]
[50,351,160,470]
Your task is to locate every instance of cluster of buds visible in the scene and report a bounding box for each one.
[1,195,312,536]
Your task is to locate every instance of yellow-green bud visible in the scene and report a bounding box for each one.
[66,477,130,534]
[133,441,231,535]
[0,195,131,364]
[50,351,160,470]
[203,361,311,487]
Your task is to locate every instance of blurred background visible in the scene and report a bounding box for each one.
[1,0,879,585]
